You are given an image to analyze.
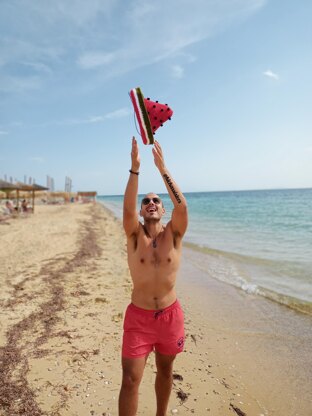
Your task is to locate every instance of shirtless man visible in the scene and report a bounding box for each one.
[119,137,188,416]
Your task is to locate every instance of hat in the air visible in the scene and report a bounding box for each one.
[129,87,173,145]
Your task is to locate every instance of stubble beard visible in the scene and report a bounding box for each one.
[144,216,161,225]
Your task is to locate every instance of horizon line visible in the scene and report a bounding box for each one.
[98,186,312,197]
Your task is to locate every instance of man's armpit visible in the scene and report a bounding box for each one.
[173,230,182,248]
[167,222,181,248]
[128,232,138,251]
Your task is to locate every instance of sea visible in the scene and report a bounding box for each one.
[98,188,312,315]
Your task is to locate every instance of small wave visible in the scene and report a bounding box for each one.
[184,241,312,316]
[257,287,312,316]
[240,283,312,315]
[241,283,260,295]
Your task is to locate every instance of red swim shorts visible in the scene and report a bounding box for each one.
[122,300,185,358]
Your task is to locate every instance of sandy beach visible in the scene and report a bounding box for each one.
[0,203,311,416]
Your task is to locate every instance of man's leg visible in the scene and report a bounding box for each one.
[155,352,176,416]
[119,355,148,416]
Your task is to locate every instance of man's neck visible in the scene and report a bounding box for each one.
[143,221,163,237]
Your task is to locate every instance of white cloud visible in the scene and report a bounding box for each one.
[63,108,131,125]
[105,108,131,119]
[120,0,266,67]
[263,69,279,80]
[0,0,267,91]
[87,116,105,123]
[0,37,64,69]
[21,61,53,74]
[127,1,157,21]
[306,146,312,153]
[171,65,184,79]
[77,52,116,69]
[177,52,197,63]
[30,156,45,164]
[0,74,43,93]
[17,0,115,27]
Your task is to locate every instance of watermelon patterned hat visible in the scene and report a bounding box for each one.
[129,87,173,145]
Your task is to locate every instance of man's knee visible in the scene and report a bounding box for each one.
[121,355,147,392]
[121,370,142,390]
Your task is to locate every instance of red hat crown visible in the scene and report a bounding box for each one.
[144,98,173,134]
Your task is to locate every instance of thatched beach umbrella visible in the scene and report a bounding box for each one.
[16,182,49,213]
[0,180,22,209]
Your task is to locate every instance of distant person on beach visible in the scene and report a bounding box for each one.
[21,199,28,212]
[5,200,14,214]
[119,137,188,416]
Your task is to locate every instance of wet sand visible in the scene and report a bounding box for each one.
[179,250,312,416]
[0,203,311,415]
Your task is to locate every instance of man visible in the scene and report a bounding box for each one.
[119,137,188,416]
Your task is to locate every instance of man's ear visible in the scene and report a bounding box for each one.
[139,208,143,217]
[162,207,166,215]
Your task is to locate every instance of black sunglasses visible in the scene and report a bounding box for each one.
[141,197,162,205]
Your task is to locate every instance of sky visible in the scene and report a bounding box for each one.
[0,0,311,195]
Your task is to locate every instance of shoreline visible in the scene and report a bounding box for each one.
[183,241,312,316]
[0,203,311,415]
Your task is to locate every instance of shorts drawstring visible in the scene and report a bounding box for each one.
[154,310,164,319]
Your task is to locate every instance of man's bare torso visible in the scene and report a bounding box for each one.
[127,222,182,310]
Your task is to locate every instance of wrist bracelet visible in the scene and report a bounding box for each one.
[129,169,139,175]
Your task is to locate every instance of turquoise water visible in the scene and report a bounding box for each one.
[98,188,312,314]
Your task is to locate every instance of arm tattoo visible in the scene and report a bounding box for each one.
[163,174,182,203]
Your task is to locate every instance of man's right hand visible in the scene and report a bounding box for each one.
[131,137,140,172]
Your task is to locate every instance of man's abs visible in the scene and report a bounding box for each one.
[130,272,177,310]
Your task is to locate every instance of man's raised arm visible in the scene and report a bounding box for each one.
[152,141,188,237]
[123,137,140,237]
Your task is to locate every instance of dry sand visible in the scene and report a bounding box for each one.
[0,203,308,415]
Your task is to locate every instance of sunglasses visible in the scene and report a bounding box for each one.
[141,197,162,205]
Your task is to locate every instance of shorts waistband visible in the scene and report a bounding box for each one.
[128,299,180,316]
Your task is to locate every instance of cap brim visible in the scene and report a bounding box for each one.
[130,88,154,145]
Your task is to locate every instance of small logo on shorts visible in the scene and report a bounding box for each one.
[177,337,184,349]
